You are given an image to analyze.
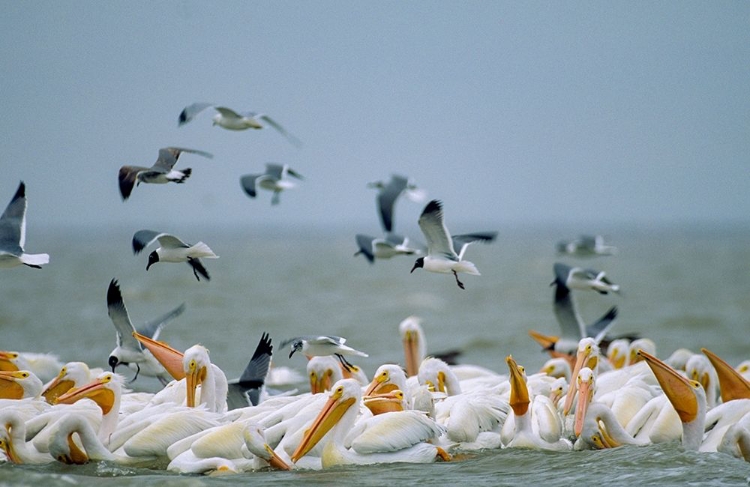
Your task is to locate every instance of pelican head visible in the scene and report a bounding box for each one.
[399,316,425,377]
[574,367,596,437]
[0,351,20,372]
[243,422,290,471]
[55,373,119,416]
[184,345,210,408]
[563,338,600,416]
[307,356,341,394]
[506,355,530,417]
[42,362,92,404]
[0,370,43,400]
[146,251,160,271]
[410,257,425,273]
[291,379,360,463]
[365,364,406,397]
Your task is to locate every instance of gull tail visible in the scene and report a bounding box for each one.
[22,253,50,268]
[188,242,218,259]
[176,168,192,184]
[456,260,480,276]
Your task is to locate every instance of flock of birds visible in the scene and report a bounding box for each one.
[2,104,750,476]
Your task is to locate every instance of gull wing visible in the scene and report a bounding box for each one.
[214,106,243,119]
[354,234,376,263]
[240,174,262,198]
[258,114,302,147]
[451,231,498,260]
[131,230,165,254]
[226,332,273,409]
[376,175,408,233]
[117,166,148,201]
[286,167,304,180]
[552,277,586,341]
[0,181,26,253]
[418,200,457,259]
[137,303,186,341]
[153,147,214,171]
[587,306,618,344]
[178,102,215,126]
[264,163,285,180]
[106,279,142,351]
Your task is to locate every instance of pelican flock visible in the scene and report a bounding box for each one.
[2,140,749,479]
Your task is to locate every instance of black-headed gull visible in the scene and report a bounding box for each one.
[178,103,301,147]
[0,181,49,269]
[132,230,218,281]
[410,200,496,289]
[282,335,368,372]
[118,147,213,201]
[106,279,185,385]
[239,163,303,206]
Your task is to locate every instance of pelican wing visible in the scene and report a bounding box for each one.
[418,200,456,259]
[0,181,26,253]
[178,102,215,126]
[347,411,444,454]
[106,279,141,351]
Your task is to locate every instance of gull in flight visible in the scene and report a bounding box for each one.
[117,147,213,201]
[106,279,185,385]
[366,174,427,233]
[0,181,49,269]
[282,335,368,373]
[132,230,218,281]
[239,163,303,205]
[556,234,617,257]
[178,102,301,147]
[354,233,421,264]
[226,332,274,410]
[411,199,496,289]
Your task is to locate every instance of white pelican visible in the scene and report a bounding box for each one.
[0,181,49,270]
[562,338,602,416]
[737,361,750,381]
[400,316,428,377]
[117,146,212,201]
[178,103,302,146]
[284,335,368,373]
[106,279,184,385]
[718,411,750,462]
[606,338,631,370]
[307,356,343,394]
[291,379,450,468]
[240,163,304,206]
[665,348,696,371]
[628,338,656,365]
[0,410,52,464]
[505,355,571,451]
[701,348,750,403]
[410,200,496,289]
[42,362,98,404]
[54,372,122,445]
[0,370,43,400]
[686,354,719,408]
[132,230,219,281]
[418,357,461,396]
[0,350,62,382]
[540,357,572,382]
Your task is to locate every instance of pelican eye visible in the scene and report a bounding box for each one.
[20,372,29,378]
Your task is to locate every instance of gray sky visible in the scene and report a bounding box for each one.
[2,2,749,235]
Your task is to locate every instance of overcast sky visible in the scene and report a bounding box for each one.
[2,2,749,236]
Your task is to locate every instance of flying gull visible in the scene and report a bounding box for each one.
[366,174,427,233]
[410,199,496,289]
[178,102,301,147]
[118,147,213,201]
[282,335,368,373]
[106,279,185,385]
[132,230,219,281]
[226,332,274,410]
[240,163,303,206]
[0,181,49,269]
[354,233,421,264]
[556,235,617,257]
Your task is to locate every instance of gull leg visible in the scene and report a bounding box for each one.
[130,363,141,383]
[453,271,465,290]
[336,354,355,373]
